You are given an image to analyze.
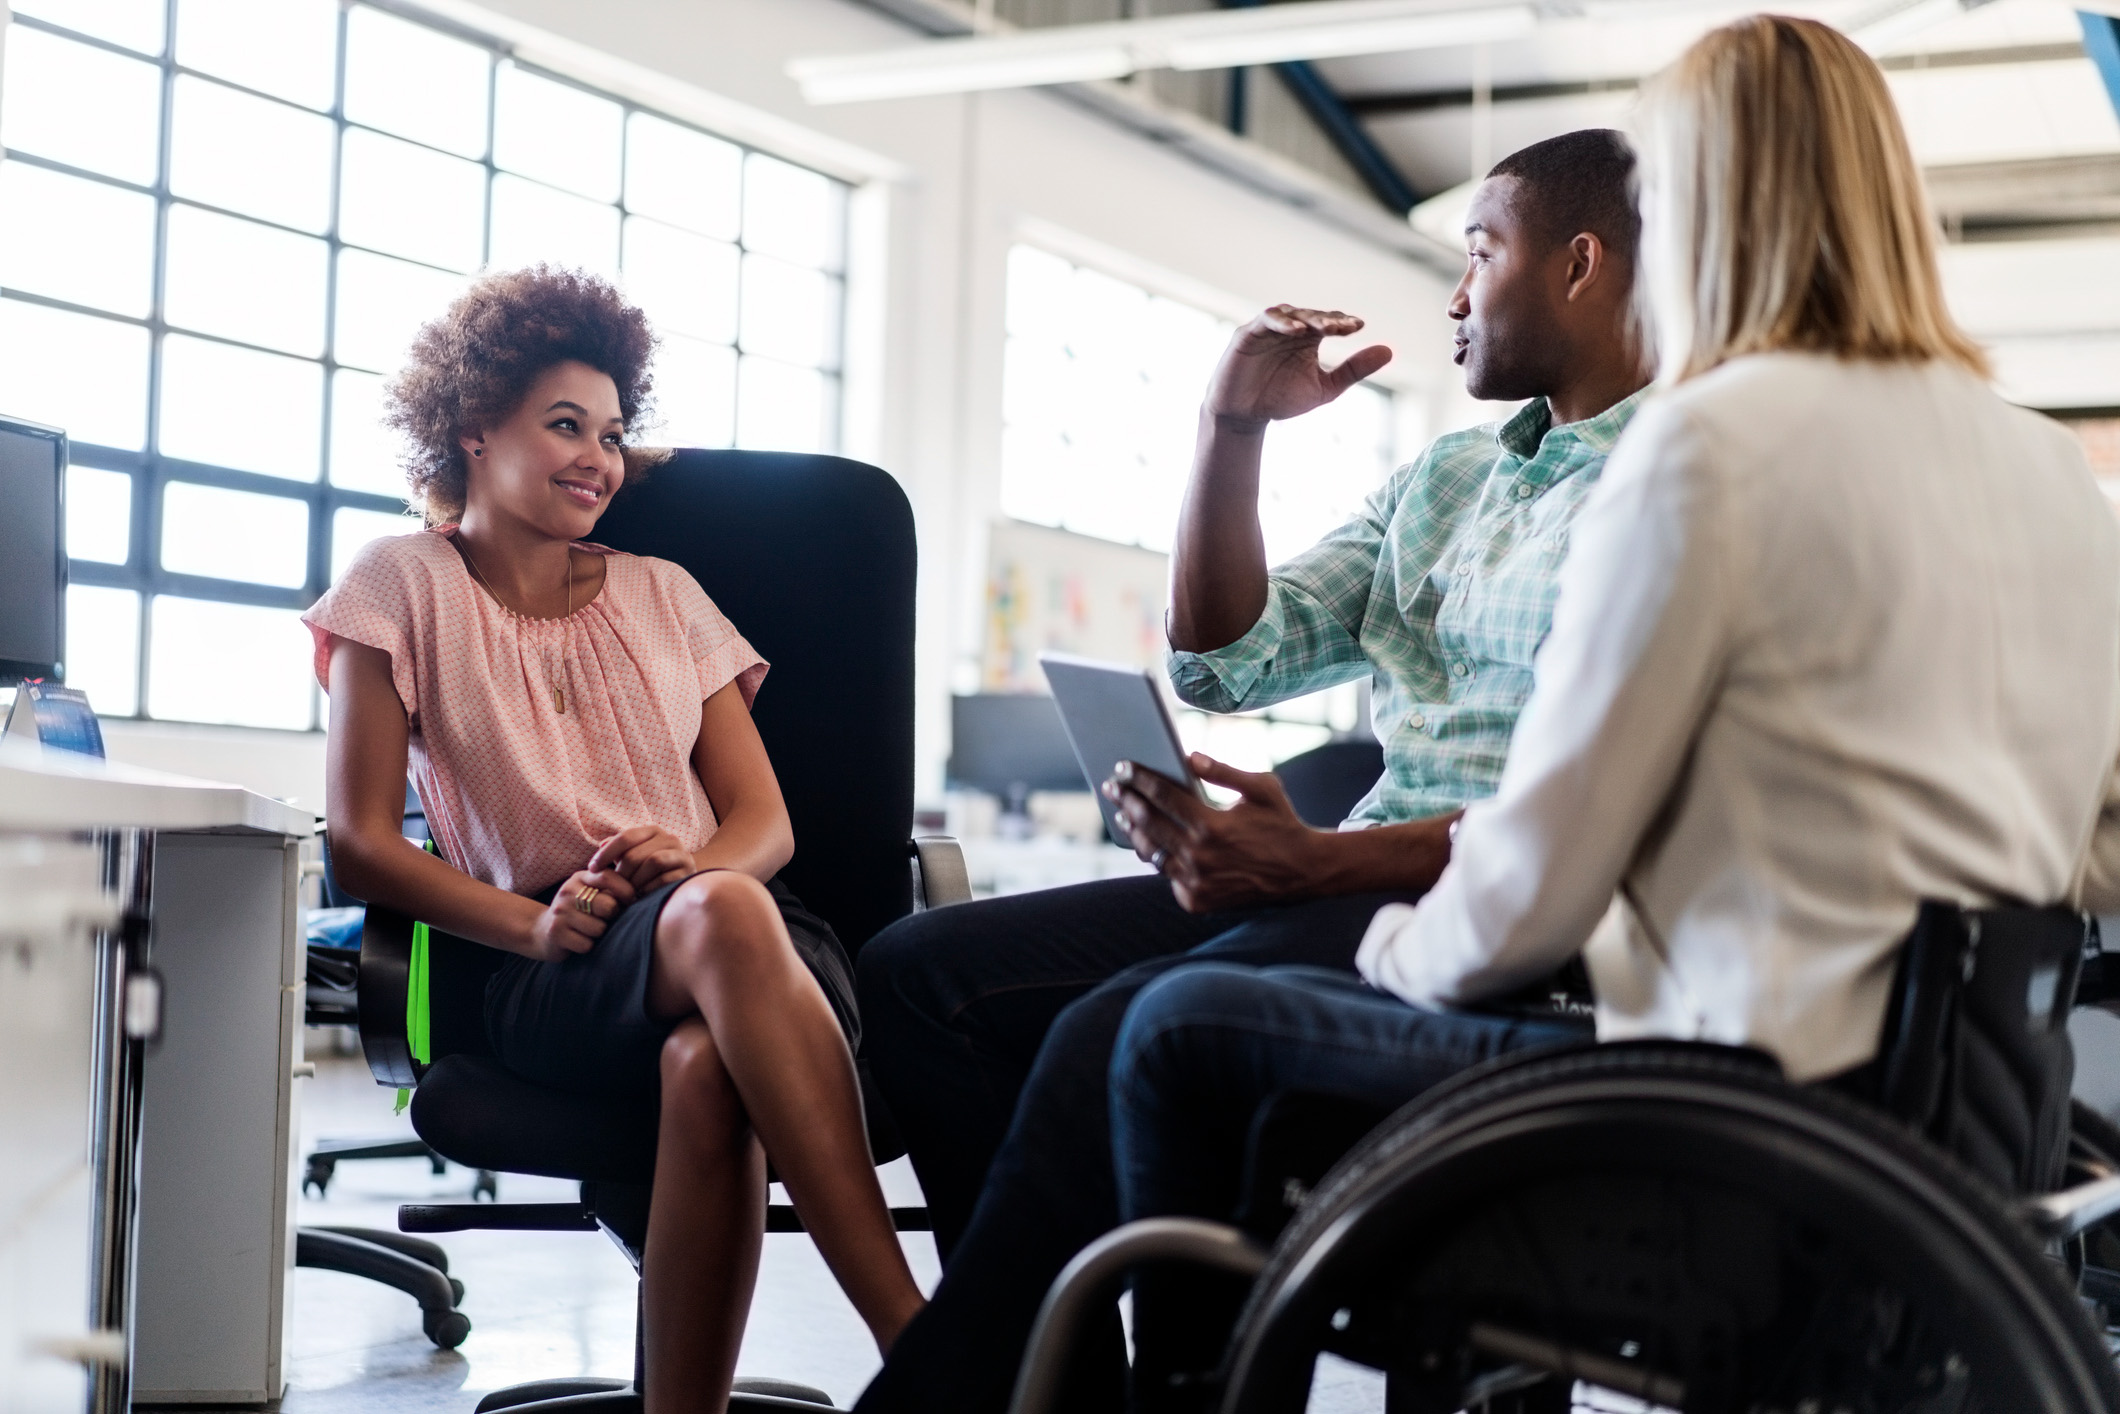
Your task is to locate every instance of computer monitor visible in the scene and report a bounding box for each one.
[0,415,66,689]
[947,694,1088,803]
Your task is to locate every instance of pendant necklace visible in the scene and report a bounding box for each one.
[460,539,575,714]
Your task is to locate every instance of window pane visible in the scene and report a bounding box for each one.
[1259,385,1393,568]
[0,298,149,449]
[169,75,334,233]
[335,248,466,374]
[337,127,487,273]
[331,505,414,582]
[738,255,838,370]
[163,204,328,356]
[622,217,737,344]
[174,0,336,111]
[344,6,489,159]
[159,334,322,479]
[742,153,844,272]
[489,174,619,278]
[0,160,156,316]
[654,336,735,449]
[148,595,312,728]
[493,63,621,203]
[64,585,138,716]
[13,0,165,54]
[65,465,131,564]
[328,368,406,496]
[736,357,828,454]
[625,113,740,240]
[0,26,161,184]
[159,479,309,587]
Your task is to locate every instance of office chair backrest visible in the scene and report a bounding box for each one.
[589,449,917,954]
[1273,738,1386,829]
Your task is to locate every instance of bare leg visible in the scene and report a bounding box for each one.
[644,1018,766,1414]
[649,872,926,1351]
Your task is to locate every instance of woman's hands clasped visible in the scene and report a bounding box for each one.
[528,867,637,961]
[524,826,697,962]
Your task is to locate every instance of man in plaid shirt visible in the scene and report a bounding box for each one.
[858,129,1653,1414]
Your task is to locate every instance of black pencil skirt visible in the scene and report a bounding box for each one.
[482,872,860,1099]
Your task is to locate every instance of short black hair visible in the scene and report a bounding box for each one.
[1487,128,1640,265]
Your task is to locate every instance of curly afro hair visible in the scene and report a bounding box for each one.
[385,265,657,523]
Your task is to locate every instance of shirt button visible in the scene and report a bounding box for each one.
[1455,561,1473,577]
[1452,662,1470,678]
[1410,712,1426,730]
[1516,483,1535,499]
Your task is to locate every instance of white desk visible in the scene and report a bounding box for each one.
[0,741,312,1410]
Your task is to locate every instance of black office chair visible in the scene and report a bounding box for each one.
[1014,903,2120,1412]
[1271,737,1385,829]
[348,451,972,1412]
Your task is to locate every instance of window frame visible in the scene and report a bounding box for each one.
[2,0,850,729]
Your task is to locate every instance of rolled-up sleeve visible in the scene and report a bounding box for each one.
[1167,462,1411,713]
[1356,401,1733,1004]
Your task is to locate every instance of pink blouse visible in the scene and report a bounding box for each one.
[304,527,767,896]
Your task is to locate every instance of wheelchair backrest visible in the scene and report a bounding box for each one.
[1870,901,2093,1194]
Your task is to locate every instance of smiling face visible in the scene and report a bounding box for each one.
[1448,175,1572,403]
[458,359,626,540]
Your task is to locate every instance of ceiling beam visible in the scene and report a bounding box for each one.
[1342,39,2088,115]
[2083,10,2120,120]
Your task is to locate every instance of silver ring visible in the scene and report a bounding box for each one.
[1150,849,1169,871]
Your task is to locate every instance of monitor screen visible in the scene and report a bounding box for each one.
[0,417,66,687]
[947,694,1088,799]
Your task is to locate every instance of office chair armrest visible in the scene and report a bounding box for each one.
[911,835,973,910]
[358,902,421,1089]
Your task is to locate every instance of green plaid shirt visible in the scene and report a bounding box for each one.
[1169,388,1648,826]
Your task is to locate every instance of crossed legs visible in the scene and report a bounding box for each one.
[642,870,924,1414]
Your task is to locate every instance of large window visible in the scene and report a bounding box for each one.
[1000,244,1395,566]
[999,244,1397,767]
[0,0,848,729]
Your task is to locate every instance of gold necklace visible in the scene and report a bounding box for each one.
[458,539,575,714]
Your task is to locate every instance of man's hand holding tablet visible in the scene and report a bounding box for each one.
[1041,651,1401,912]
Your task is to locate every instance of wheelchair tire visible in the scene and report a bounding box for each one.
[1221,1043,2118,1414]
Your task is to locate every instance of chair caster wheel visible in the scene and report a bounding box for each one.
[474,1169,498,1201]
[423,1308,472,1349]
[303,1157,335,1199]
[448,1276,466,1305]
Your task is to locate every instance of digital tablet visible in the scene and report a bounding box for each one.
[1038,651,1204,844]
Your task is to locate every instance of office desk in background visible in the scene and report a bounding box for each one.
[0,742,312,1411]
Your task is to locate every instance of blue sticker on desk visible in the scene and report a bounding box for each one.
[4,681,105,759]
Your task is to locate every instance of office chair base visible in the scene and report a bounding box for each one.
[295,1228,470,1348]
[476,1378,834,1412]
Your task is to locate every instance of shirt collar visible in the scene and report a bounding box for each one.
[1492,385,1652,470]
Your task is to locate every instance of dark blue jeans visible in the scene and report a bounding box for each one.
[1108,964,1593,1410]
[854,876,1428,1414]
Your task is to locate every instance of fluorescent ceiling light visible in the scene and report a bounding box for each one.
[790,0,1540,105]
[1848,0,1996,52]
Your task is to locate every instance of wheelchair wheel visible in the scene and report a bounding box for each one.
[2068,1101,2120,1335]
[1221,1044,2118,1414]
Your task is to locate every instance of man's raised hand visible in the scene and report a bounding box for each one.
[1205,306,1394,433]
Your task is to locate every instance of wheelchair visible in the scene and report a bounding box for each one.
[1012,902,2120,1413]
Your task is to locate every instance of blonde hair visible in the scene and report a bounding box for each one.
[1633,14,1987,382]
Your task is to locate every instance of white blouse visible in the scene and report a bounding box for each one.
[1356,352,2120,1082]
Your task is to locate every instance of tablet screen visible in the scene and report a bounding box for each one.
[1039,652,1199,845]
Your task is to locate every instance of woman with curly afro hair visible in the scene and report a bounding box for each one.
[304,266,925,1409]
